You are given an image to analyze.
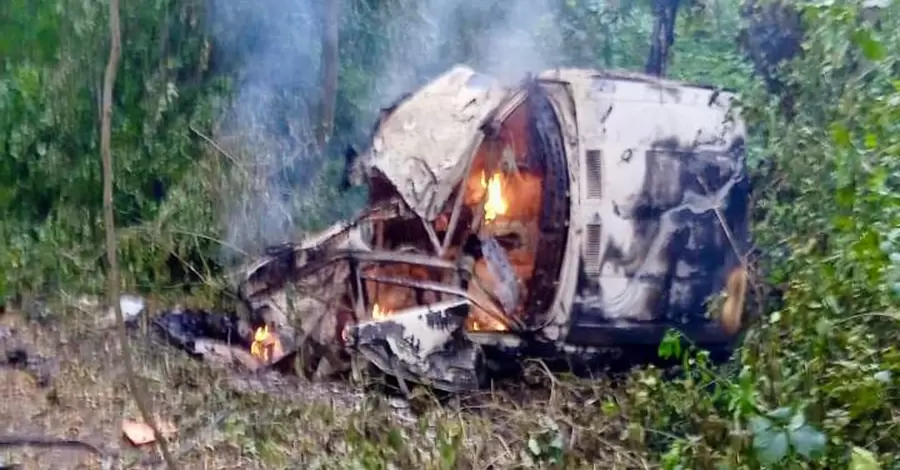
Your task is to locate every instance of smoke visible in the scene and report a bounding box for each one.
[207,0,564,261]
[372,0,564,105]
[479,0,564,83]
[207,0,328,260]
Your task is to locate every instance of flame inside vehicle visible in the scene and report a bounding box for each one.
[250,325,283,363]
[468,316,509,332]
[372,303,389,320]
[481,171,508,222]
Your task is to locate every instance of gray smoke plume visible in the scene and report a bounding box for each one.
[207,0,326,260]
[208,0,564,261]
[373,0,564,105]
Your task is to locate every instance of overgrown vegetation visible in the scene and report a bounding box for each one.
[1,0,898,468]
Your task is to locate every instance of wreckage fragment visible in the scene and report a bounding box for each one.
[235,65,752,391]
[152,309,252,353]
[344,298,483,391]
[122,418,177,446]
[152,308,297,373]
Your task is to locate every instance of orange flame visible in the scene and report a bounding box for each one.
[250,325,283,363]
[467,315,509,332]
[480,171,508,222]
[372,303,389,321]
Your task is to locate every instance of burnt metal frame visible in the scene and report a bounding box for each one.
[294,224,523,331]
[381,82,569,335]
[438,89,529,256]
[336,88,537,333]
[290,85,548,339]
[253,81,569,342]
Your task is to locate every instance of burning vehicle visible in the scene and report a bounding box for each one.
[236,66,751,391]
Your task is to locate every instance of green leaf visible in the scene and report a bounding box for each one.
[851,29,886,61]
[788,423,826,459]
[849,447,880,470]
[749,416,772,435]
[658,330,682,359]
[528,436,542,456]
[769,407,793,421]
[864,133,878,149]
[750,416,789,464]
[788,411,805,430]
[830,122,852,148]
[754,428,789,464]
[387,427,404,451]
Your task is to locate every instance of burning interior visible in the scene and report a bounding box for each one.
[362,88,565,334]
[235,65,750,392]
[235,67,573,390]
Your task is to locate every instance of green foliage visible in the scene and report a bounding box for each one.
[557,0,654,70]
[626,1,900,468]
[0,0,225,297]
[669,2,755,89]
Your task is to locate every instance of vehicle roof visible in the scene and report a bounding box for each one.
[362,66,511,221]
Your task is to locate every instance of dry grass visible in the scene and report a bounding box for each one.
[0,301,653,470]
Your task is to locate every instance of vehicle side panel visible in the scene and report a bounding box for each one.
[541,69,750,346]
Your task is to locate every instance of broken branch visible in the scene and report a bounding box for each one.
[0,437,108,456]
[189,124,244,171]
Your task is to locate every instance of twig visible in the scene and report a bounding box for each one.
[100,0,178,468]
[697,176,765,322]
[189,125,244,170]
[167,229,248,257]
[0,437,109,456]
[315,0,340,148]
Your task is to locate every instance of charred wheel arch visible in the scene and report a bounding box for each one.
[523,82,571,327]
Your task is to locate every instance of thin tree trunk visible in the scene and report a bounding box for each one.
[645,0,681,77]
[316,0,340,149]
[101,0,178,468]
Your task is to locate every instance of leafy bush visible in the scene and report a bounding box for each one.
[625,1,900,468]
[0,0,225,298]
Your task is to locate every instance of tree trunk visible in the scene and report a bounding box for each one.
[316,0,340,149]
[101,0,178,468]
[645,0,681,77]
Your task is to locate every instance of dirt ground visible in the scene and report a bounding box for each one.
[0,300,651,470]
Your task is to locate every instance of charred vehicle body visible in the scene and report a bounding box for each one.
[237,66,751,391]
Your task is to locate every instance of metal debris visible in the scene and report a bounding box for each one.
[118,294,145,319]
[152,308,252,355]
[122,418,177,446]
[192,338,262,371]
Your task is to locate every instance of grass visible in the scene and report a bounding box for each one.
[0,296,657,470]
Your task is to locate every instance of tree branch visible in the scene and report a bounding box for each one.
[316,0,340,149]
[101,0,179,468]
